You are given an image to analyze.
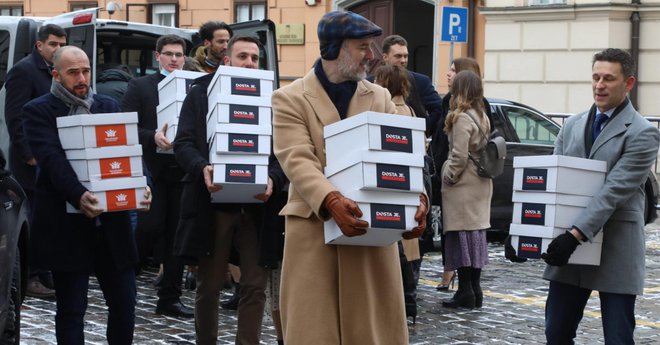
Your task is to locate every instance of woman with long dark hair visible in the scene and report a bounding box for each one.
[440,70,492,309]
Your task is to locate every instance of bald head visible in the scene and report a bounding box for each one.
[52,46,91,98]
[53,46,88,71]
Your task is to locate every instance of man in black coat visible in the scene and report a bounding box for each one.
[22,46,152,345]
[121,34,194,318]
[174,35,283,345]
[380,34,443,136]
[4,23,67,298]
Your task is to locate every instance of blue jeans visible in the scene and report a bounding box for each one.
[53,265,136,344]
[545,280,636,345]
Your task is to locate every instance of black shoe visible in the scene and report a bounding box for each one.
[220,283,240,310]
[153,272,163,287]
[441,267,475,309]
[26,279,56,299]
[155,300,194,318]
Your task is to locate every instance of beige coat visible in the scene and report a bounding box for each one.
[441,110,492,232]
[392,95,421,261]
[272,69,409,345]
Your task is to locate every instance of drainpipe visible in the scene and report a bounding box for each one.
[630,0,641,108]
[468,0,476,57]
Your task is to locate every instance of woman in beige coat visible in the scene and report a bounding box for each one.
[440,70,492,309]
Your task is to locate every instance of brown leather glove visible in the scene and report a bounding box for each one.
[403,194,428,240]
[323,191,369,237]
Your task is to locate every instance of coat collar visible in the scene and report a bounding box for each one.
[589,101,635,157]
[301,68,375,127]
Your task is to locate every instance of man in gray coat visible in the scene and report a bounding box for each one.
[541,48,660,344]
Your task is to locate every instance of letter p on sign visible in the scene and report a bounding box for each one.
[441,6,468,43]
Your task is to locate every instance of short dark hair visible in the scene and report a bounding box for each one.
[373,64,410,99]
[38,24,67,42]
[156,34,186,53]
[199,21,233,42]
[592,48,636,78]
[225,35,262,57]
[382,35,407,54]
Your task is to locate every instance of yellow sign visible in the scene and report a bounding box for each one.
[276,24,305,45]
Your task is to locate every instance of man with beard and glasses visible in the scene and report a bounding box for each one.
[22,46,152,344]
[272,11,428,344]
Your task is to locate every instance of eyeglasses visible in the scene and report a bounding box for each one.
[161,51,184,58]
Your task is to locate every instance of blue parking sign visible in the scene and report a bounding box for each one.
[441,6,468,43]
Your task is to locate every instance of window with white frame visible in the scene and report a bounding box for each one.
[152,4,176,27]
[528,0,566,5]
[235,0,266,23]
[0,6,22,16]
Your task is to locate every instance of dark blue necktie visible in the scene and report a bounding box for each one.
[592,112,608,142]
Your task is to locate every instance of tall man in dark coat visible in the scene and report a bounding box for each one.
[4,23,67,298]
[174,35,282,345]
[381,34,443,136]
[121,34,194,318]
[22,46,152,345]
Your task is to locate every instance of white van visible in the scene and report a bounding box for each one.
[0,8,279,155]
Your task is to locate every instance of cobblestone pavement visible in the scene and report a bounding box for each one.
[20,223,660,344]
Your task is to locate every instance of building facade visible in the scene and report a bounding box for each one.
[0,0,488,92]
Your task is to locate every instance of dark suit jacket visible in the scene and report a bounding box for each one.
[122,73,179,180]
[173,74,285,262]
[4,49,53,190]
[22,93,138,272]
[408,71,443,136]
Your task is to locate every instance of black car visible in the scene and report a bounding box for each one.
[435,98,658,235]
[0,150,29,345]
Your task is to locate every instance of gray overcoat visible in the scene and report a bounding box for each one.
[543,100,660,295]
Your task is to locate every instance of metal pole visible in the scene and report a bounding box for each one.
[449,42,454,69]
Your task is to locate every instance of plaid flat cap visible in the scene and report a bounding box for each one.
[317,11,382,60]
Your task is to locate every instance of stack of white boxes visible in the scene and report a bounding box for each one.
[205,65,275,203]
[156,70,205,153]
[56,112,148,213]
[323,111,426,246]
[510,155,607,265]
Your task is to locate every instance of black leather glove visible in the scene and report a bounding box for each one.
[541,231,580,266]
[323,191,369,237]
[504,235,527,263]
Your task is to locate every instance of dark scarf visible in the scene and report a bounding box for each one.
[51,80,95,115]
[314,59,357,120]
[204,56,219,70]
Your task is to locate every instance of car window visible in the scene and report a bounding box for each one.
[0,30,10,89]
[504,105,559,145]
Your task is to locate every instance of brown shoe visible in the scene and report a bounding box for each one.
[26,279,56,299]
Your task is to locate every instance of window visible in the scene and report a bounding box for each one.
[152,4,176,27]
[0,30,10,89]
[235,0,266,23]
[70,2,98,11]
[0,6,22,16]
[504,106,559,145]
[528,0,566,5]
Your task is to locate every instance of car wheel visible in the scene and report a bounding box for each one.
[0,250,21,345]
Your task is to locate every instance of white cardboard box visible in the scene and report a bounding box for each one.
[326,159,424,194]
[206,120,272,143]
[66,145,143,181]
[57,112,139,149]
[158,70,205,102]
[209,151,270,165]
[511,191,592,228]
[210,163,268,203]
[324,111,426,165]
[207,66,274,106]
[156,100,184,131]
[325,150,424,181]
[324,201,418,247]
[209,131,271,156]
[513,155,607,196]
[511,232,603,266]
[66,176,148,213]
[207,95,271,129]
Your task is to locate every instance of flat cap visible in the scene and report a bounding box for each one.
[317,11,382,60]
